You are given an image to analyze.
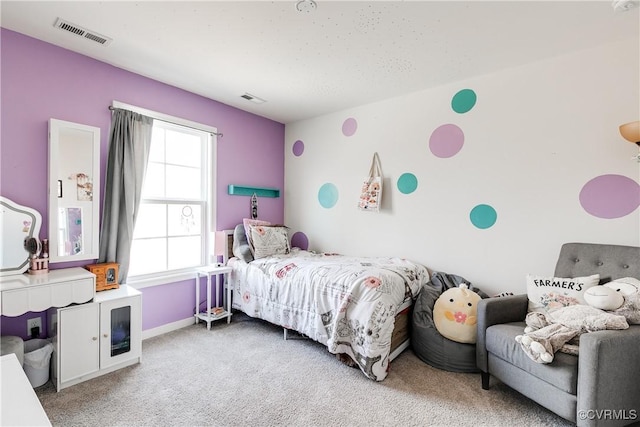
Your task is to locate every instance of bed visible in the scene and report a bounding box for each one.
[227,222,430,381]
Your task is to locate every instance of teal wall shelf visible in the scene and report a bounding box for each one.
[228,185,280,198]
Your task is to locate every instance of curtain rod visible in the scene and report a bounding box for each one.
[108,105,223,138]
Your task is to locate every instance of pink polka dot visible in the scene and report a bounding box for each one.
[429,124,464,158]
[579,174,640,219]
[291,232,309,250]
[342,118,357,137]
[292,140,304,156]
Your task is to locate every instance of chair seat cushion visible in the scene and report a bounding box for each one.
[486,322,579,395]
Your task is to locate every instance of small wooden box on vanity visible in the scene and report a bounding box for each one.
[85,262,119,292]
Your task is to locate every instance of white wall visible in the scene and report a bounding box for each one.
[284,38,640,296]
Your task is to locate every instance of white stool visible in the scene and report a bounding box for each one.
[1,336,25,366]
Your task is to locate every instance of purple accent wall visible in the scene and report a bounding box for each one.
[1,29,284,336]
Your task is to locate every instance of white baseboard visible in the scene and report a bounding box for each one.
[142,317,194,340]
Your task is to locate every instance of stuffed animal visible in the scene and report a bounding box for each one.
[583,285,624,310]
[433,284,481,344]
[604,277,640,324]
[515,282,637,364]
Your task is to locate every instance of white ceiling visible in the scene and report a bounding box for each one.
[1,1,638,124]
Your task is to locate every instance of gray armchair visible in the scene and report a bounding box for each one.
[476,242,640,426]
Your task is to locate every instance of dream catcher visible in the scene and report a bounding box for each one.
[180,205,195,232]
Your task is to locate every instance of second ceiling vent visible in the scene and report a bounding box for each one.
[241,93,266,104]
[54,18,112,46]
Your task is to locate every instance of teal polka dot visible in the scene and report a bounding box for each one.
[470,204,497,229]
[397,173,418,194]
[318,183,339,208]
[452,89,477,114]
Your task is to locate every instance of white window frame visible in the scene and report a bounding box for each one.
[111,101,218,289]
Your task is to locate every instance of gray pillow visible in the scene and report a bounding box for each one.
[233,224,253,263]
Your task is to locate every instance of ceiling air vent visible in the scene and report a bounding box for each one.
[241,93,266,104]
[54,18,112,46]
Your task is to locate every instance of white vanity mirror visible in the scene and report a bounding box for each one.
[48,118,100,263]
[0,197,42,276]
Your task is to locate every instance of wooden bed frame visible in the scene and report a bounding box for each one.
[282,299,411,362]
[389,302,412,360]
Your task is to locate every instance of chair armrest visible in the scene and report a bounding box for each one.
[476,294,529,373]
[577,325,640,427]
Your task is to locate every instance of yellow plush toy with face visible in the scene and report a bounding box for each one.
[433,284,481,344]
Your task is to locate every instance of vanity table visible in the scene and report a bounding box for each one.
[0,267,95,316]
[0,269,142,391]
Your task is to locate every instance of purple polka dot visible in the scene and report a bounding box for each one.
[429,124,464,158]
[342,118,357,137]
[291,232,309,250]
[579,174,640,219]
[292,140,304,156]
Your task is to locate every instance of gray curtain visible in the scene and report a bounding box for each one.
[99,108,153,283]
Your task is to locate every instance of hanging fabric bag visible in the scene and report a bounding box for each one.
[358,152,383,212]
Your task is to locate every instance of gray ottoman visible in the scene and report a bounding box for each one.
[1,335,25,366]
[411,272,488,373]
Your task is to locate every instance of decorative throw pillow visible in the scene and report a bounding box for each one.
[433,284,481,344]
[233,224,254,263]
[249,225,290,259]
[526,274,600,314]
[242,218,271,255]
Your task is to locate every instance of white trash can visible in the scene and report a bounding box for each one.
[23,338,53,387]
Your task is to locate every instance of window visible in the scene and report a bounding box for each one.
[128,120,212,278]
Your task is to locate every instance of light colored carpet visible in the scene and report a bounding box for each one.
[36,313,572,426]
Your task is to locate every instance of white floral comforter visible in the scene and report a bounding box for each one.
[229,249,430,381]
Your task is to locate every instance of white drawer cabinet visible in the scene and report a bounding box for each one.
[50,285,142,391]
[0,268,95,316]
